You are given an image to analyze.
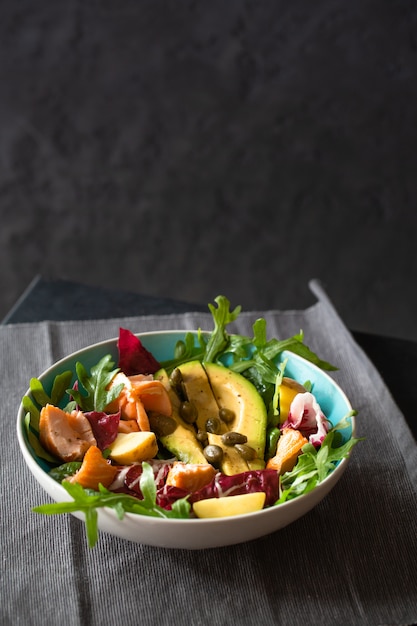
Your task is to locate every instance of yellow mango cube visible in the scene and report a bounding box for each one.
[193,492,266,518]
[108,431,158,464]
[279,377,306,424]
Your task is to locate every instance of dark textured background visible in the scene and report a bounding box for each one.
[1,1,416,339]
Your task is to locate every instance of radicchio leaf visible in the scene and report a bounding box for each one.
[112,459,174,499]
[117,327,160,376]
[85,411,120,450]
[189,469,280,507]
[282,391,329,447]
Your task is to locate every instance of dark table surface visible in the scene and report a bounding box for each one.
[3,275,416,442]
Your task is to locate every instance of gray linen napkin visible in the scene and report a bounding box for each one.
[1,281,416,626]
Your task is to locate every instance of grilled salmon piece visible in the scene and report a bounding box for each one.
[166,462,217,493]
[106,373,172,431]
[68,445,118,490]
[39,404,97,462]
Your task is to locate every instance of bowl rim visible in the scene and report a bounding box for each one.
[16,328,355,527]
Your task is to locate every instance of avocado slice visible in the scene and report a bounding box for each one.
[177,360,220,433]
[153,369,207,465]
[204,362,267,472]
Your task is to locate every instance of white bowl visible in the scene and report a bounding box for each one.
[17,330,355,549]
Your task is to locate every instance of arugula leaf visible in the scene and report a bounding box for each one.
[242,331,336,373]
[159,295,241,371]
[32,462,191,547]
[85,507,99,548]
[23,370,74,434]
[266,426,280,460]
[24,413,58,463]
[252,318,268,348]
[271,359,287,419]
[68,355,123,412]
[262,331,337,371]
[159,332,207,373]
[49,462,82,482]
[277,413,362,503]
[29,371,74,408]
[29,378,51,408]
[50,371,74,406]
[204,295,241,362]
[171,495,192,518]
[284,341,337,372]
[161,297,335,395]
[139,460,157,507]
[22,395,41,431]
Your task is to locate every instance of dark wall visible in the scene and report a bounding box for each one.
[1,1,416,339]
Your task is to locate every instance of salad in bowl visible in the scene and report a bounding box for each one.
[17,296,359,549]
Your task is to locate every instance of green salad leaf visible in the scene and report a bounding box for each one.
[23,413,57,463]
[68,355,123,412]
[49,462,82,482]
[277,413,362,503]
[157,331,207,373]
[160,297,336,387]
[31,370,74,408]
[225,327,336,374]
[203,295,241,362]
[22,395,42,431]
[23,370,74,432]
